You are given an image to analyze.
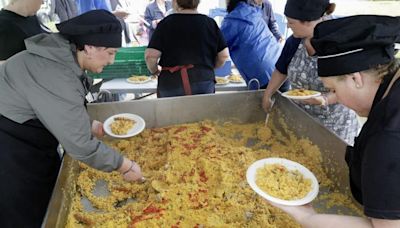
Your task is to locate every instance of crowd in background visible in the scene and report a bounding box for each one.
[0,0,285,47]
[38,0,153,46]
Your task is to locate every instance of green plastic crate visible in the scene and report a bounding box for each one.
[115,46,147,61]
[88,46,150,79]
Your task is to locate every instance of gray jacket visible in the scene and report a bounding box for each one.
[54,0,79,22]
[0,33,123,172]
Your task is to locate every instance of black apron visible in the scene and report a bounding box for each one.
[345,70,400,205]
[0,116,61,228]
[161,64,195,95]
[157,65,216,98]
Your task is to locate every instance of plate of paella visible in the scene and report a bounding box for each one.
[215,76,230,85]
[103,113,146,138]
[246,157,319,206]
[227,74,244,83]
[282,89,321,100]
[126,75,152,84]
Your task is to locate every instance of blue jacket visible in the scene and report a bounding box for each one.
[221,2,281,88]
[76,0,111,14]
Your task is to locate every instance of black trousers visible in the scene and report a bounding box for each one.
[0,116,61,228]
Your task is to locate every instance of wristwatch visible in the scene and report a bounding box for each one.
[151,69,160,76]
[123,161,136,175]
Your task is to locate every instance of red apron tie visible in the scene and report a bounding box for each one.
[162,64,194,95]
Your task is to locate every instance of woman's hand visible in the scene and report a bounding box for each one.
[145,48,162,75]
[113,10,129,20]
[151,65,162,76]
[91,120,104,138]
[300,96,326,106]
[118,157,144,182]
[268,201,316,224]
[262,94,274,113]
[300,93,336,107]
[152,19,161,29]
[123,161,143,182]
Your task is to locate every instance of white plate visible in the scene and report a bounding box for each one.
[229,80,244,84]
[228,78,244,83]
[215,76,230,85]
[103,113,146,138]
[126,76,152,84]
[281,90,321,100]
[227,75,244,83]
[246,158,319,206]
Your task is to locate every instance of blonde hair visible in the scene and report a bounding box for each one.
[336,58,400,81]
[363,59,400,80]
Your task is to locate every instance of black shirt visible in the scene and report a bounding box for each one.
[345,71,400,219]
[275,35,301,74]
[147,14,227,89]
[0,9,44,60]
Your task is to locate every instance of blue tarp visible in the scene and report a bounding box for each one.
[221,2,282,89]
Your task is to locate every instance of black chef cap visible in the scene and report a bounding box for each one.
[311,15,400,77]
[56,9,122,48]
[284,0,330,21]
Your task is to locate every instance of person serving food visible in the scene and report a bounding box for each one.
[0,10,143,227]
[262,0,359,145]
[268,15,400,228]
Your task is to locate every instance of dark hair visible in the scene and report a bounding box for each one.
[324,3,336,16]
[227,0,246,13]
[176,0,200,9]
[76,43,85,51]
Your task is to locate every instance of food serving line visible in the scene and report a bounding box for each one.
[99,76,248,98]
[92,47,248,99]
[98,65,249,100]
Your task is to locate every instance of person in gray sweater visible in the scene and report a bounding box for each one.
[0,9,143,227]
[54,0,78,22]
